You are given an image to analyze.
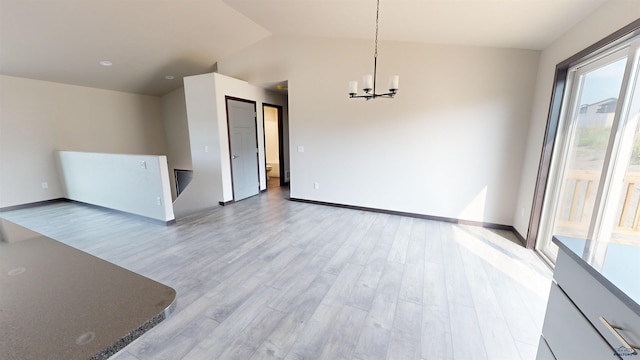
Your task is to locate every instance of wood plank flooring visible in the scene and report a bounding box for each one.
[0,183,553,360]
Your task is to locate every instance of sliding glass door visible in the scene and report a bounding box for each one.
[537,38,640,263]
[598,51,640,245]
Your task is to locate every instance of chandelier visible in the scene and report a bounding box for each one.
[348,0,399,100]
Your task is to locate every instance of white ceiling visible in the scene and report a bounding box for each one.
[0,0,609,96]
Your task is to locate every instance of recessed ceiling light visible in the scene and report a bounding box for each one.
[99,60,112,67]
[164,75,175,80]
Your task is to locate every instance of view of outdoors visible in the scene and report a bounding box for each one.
[608,68,640,244]
[553,57,640,245]
[612,122,640,243]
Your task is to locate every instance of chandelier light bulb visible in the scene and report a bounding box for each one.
[363,75,373,92]
[389,75,399,91]
[349,81,358,95]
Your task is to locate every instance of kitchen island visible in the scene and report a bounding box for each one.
[537,235,640,359]
[0,218,176,360]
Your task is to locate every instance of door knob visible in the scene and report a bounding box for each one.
[232,154,239,159]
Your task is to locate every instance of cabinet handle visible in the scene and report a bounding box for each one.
[599,316,639,355]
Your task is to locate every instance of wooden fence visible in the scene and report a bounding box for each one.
[556,170,640,243]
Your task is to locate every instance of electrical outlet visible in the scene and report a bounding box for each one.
[41,182,48,189]
[314,182,319,190]
[156,197,162,206]
[204,145,209,153]
[139,160,147,169]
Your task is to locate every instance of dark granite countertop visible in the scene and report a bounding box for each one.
[553,235,640,317]
[0,218,176,360]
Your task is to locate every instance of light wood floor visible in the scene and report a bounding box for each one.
[1,183,553,360]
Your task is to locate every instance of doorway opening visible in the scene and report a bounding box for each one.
[263,103,288,189]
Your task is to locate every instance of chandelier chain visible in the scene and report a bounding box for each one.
[374,0,380,59]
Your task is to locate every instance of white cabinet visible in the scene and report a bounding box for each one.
[537,237,640,360]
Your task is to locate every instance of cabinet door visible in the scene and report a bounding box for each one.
[536,336,556,360]
[554,250,640,353]
[542,284,619,359]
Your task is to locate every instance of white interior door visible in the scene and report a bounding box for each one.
[227,98,259,201]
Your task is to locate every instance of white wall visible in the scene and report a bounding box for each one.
[173,72,288,218]
[161,86,192,200]
[173,73,222,217]
[0,75,167,208]
[57,151,174,222]
[218,36,539,225]
[514,0,640,237]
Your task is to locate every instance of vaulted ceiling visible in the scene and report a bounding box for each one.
[0,0,609,96]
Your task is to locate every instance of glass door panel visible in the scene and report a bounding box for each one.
[603,55,640,245]
[611,123,640,244]
[537,54,628,261]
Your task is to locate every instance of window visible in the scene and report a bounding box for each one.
[528,21,640,264]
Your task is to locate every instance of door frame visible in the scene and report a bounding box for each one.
[262,103,287,187]
[225,96,259,201]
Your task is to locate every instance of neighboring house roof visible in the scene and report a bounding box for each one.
[580,98,618,114]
